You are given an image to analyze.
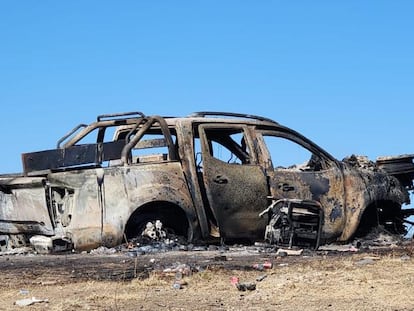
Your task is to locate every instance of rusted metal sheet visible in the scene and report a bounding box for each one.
[0,177,54,236]
[22,140,126,175]
[376,154,414,189]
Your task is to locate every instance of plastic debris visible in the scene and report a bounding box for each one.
[15,297,48,307]
[253,261,272,270]
[276,248,303,256]
[172,282,182,289]
[172,267,188,289]
[230,276,239,285]
[163,263,192,276]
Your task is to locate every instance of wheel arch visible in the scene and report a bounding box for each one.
[339,168,408,241]
[124,200,199,242]
[354,199,405,238]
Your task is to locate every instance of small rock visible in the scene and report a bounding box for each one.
[277,251,288,257]
[256,274,268,282]
[19,289,29,295]
[236,282,256,291]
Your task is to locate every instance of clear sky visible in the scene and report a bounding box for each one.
[0,1,413,174]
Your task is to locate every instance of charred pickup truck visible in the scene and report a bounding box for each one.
[0,111,413,252]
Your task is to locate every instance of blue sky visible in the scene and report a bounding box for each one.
[0,2,413,174]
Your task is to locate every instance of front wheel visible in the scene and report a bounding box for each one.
[124,202,190,242]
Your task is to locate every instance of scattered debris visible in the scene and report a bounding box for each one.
[15,297,48,307]
[276,248,303,256]
[142,220,167,240]
[214,255,228,261]
[236,282,256,291]
[230,277,239,286]
[29,235,52,254]
[163,263,192,277]
[172,277,188,290]
[0,247,33,256]
[256,274,268,282]
[318,244,360,252]
[89,246,117,255]
[172,282,182,289]
[276,250,288,257]
[125,225,193,256]
[360,228,403,248]
[400,255,411,261]
[252,261,272,271]
[355,256,380,266]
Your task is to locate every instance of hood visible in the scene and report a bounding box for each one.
[343,154,414,190]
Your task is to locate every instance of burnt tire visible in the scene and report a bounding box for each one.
[124,203,189,240]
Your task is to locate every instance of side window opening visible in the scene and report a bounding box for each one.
[57,126,123,168]
[112,128,177,165]
[74,126,117,145]
[261,134,327,172]
[131,132,177,163]
[204,128,251,165]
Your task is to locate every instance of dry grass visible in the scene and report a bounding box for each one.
[1,253,414,310]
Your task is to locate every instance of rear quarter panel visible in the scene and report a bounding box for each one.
[57,162,196,249]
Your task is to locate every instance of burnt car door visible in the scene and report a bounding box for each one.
[197,124,268,240]
[255,128,346,241]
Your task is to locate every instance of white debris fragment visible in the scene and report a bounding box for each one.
[29,235,53,254]
[276,248,303,256]
[318,244,359,252]
[89,246,117,255]
[142,220,167,240]
[15,297,48,307]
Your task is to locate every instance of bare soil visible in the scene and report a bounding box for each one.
[1,243,414,311]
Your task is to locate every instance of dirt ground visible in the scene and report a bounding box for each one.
[1,243,414,311]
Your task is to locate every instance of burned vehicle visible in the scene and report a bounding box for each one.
[0,111,413,252]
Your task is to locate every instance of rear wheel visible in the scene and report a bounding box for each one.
[124,202,190,241]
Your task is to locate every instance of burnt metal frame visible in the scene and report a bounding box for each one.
[22,113,177,175]
[189,111,280,125]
